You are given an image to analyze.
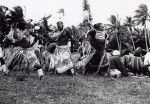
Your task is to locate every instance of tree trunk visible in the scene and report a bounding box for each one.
[129,28,135,51]
[145,21,150,48]
[119,34,122,52]
[116,33,121,52]
[131,34,135,51]
[148,29,150,48]
[144,24,149,52]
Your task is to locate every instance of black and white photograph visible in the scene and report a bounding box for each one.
[0,0,150,104]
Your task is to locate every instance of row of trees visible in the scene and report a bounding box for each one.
[106,4,150,53]
[81,0,150,53]
[70,4,149,53]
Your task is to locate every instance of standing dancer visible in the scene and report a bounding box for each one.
[4,6,44,80]
[84,23,108,75]
[44,21,75,75]
[5,22,44,80]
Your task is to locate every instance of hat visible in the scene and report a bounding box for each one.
[112,50,120,56]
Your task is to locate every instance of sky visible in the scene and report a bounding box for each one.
[0,0,150,26]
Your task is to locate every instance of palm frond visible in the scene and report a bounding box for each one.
[134,15,147,26]
[108,15,117,25]
[134,4,149,26]
[126,17,132,23]
[139,4,148,12]
[123,17,135,28]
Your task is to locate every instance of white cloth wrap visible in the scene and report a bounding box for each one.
[54,45,73,74]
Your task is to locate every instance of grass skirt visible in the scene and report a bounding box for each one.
[121,55,144,74]
[4,47,40,71]
[42,45,74,74]
[75,49,109,75]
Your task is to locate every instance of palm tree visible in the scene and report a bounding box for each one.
[107,15,123,52]
[82,0,92,22]
[134,4,150,52]
[123,17,136,51]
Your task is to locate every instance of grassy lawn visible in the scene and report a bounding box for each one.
[0,72,150,104]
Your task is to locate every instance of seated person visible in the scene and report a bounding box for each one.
[109,50,128,77]
[45,43,74,75]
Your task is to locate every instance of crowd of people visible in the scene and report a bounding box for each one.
[0,5,150,81]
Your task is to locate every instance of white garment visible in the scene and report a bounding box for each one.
[68,41,71,48]
[37,69,44,76]
[95,30,105,40]
[55,46,70,63]
[2,65,9,74]
[54,46,73,74]
[144,52,150,66]
[49,54,56,69]
[112,50,120,56]
[56,61,73,74]
[109,69,121,78]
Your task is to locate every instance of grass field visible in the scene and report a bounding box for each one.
[0,72,150,104]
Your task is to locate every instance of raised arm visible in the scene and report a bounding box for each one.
[43,19,52,32]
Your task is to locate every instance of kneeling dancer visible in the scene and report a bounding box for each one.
[5,22,44,80]
[44,43,74,75]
